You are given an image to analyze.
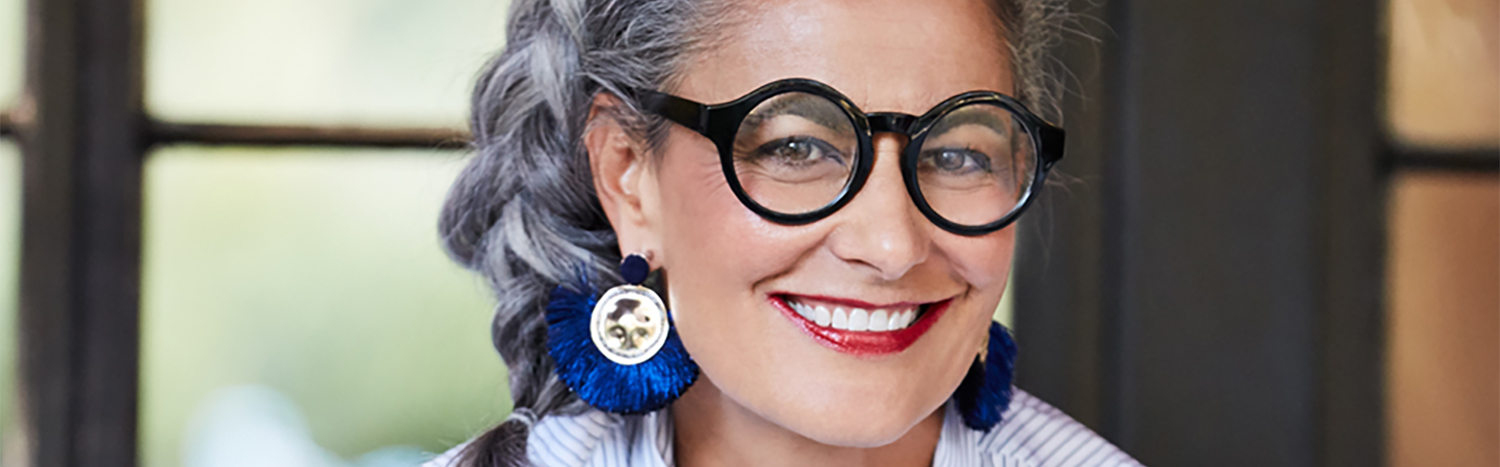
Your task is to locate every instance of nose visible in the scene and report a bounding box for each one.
[825,133,932,281]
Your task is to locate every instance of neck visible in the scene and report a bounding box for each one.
[671,377,943,467]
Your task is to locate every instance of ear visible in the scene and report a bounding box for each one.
[586,92,662,260]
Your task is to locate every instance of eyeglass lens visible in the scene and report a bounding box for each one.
[915,103,1036,227]
[731,92,860,215]
[729,92,1037,228]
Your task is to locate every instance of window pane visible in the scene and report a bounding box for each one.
[0,142,20,460]
[145,0,509,126]
[1386,172,1499,467]
[1387,0,1500,147]
[0,0,22,107]
[142,148,506,467]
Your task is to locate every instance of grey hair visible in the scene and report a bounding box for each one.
[439,0,1070,465]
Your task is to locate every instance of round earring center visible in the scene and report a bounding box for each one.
[591,285,670,365]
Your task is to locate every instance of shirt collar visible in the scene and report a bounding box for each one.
[539,401,987,467]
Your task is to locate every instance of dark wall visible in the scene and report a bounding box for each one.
[1013,1,1385,466]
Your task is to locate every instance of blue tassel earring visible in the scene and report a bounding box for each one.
[545,252,699,414]
[953,321,1019,430]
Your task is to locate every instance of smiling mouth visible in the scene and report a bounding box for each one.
[784,296,924,332]
[770,294,952,356]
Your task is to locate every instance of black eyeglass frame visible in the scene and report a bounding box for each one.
[631,78,1065,236]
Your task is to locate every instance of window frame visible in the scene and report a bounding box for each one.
[2,1,466,465]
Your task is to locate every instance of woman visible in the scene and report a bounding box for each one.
[432,0,1143,465]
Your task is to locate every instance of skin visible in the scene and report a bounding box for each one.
[586,0,1016,465]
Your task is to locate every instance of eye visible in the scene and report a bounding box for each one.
[919,148,993,174]
[749,136,847,167]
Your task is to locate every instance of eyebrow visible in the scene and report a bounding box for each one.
[923,110,1013,140]
[740,97,1018,144]
[741,96,852,132]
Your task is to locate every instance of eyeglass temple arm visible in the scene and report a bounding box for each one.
[1037,124,1066,169]
[632,89,711,135]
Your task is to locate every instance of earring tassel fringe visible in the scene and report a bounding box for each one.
[546,281,699,414]
[956,321,1019,430]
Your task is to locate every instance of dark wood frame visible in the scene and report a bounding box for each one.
[0,0,1495,466]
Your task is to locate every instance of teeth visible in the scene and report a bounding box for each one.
[786,298,924,333]
[868,310,888,331]
[793,302,814,320]
[848,308,869,331]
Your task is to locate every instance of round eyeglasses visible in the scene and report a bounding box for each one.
[631,78,1064,236]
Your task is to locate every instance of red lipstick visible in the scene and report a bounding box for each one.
[770,295,951,356]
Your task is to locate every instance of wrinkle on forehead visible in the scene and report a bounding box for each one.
[675,0,1013,114]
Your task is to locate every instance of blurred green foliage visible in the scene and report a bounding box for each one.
[2,0,521,465]
[0,0,19,107]
[0,143,18,462]
[2,0,21,459]
[141,148,508,466]
[146,0,508,127]
[138,0,515,464]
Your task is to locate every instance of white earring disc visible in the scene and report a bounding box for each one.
[590,285,670,365]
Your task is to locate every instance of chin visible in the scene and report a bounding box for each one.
[768,395,943,448]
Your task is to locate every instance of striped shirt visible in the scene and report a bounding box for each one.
[425,388,1143,467]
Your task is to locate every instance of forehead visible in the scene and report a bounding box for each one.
[675,0,1012,115]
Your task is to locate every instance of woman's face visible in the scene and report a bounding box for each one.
[632,0,1014,446]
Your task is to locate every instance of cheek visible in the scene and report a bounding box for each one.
[652,132,821,290]
[652,141,799,413]
[932,229,1016,354]
[651,137,789,333]
[943,228,1016,293]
